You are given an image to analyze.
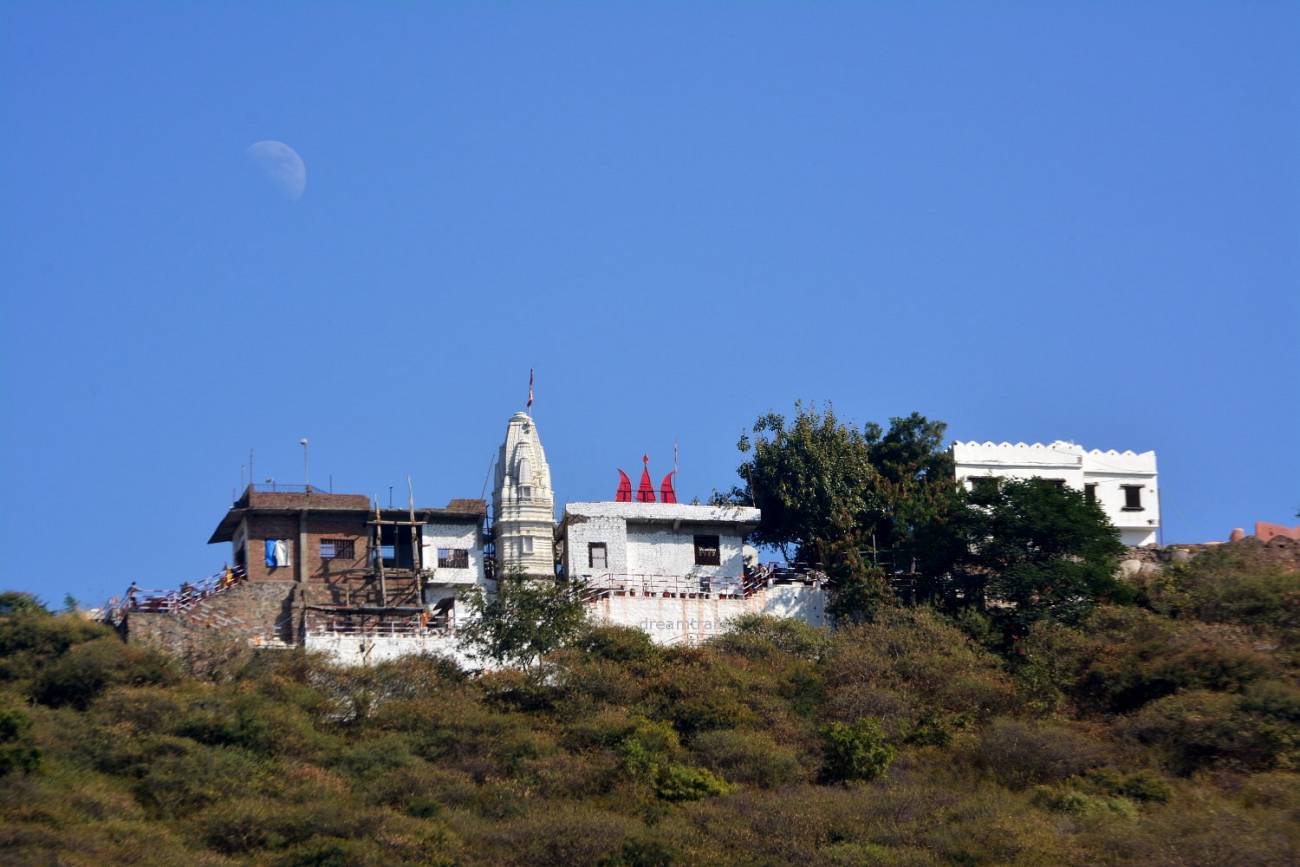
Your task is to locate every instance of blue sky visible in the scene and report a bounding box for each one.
[2,3,1296,605]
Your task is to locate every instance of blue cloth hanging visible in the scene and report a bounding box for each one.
[265,539,277,567]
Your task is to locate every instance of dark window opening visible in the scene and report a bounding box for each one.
[1122,485,1144,511]
[1084,483,1098,503]
[588,542,607,570]
[321,538,355,560]
[969,477,1000,500]
[376,525,417,569]
[694,535,721,566]
[1044,479,1066,489]
[437,548,469,569]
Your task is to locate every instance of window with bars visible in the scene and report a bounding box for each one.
[437,548,469,569]
[320,539,355,560]
[693,535,721,566]
[588,542,607,570]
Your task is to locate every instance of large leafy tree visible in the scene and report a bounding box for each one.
[727,403,877,566]
[728,404,957,572]
[946,478,1126,636]
[458,570,589,671]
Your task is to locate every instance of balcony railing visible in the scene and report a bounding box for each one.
[306,611,455,637]
[579,565,826,603]
[101,566,248,624]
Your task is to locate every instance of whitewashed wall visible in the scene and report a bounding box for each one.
[586,584,828,645]
[624,524,746,579]
[303,631,478,668]
[952,440,1160,547]
[421,521,485,586]
[565,515,629,580]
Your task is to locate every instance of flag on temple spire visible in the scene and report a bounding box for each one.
[527,368,534,411]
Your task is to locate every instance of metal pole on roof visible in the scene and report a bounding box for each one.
[300,438,310,490]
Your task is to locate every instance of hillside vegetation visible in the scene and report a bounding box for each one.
[1,543,1297,866]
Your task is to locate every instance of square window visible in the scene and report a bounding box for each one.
[588,542,607,570]
[320,539,355,560]
[694,535,721,566]
[1122,485,1143,511]
[437,548,469,569]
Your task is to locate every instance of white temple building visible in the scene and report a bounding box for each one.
[492,411,557,576]
[952,440,1160,547]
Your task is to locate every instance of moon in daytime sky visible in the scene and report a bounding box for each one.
[245,140,306,200]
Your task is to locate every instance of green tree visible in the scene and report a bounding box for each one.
[862,412,959,565]
[945,478,1125,636]
[458,569,589,671]
[819,717,895,783]
[727,402,877,565]
[728,404,956,570]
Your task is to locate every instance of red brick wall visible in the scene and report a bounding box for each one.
[241,512,376,584]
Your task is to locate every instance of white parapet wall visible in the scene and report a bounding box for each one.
[586,583,828,646]
[299,583,829,665]
[303,631,479,668]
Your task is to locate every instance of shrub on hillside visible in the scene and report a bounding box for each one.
[690,728,806,788]
[1139,545,1300,639]
[576,625,663,664]
[822,608,1015,730]
[0,706,40,775]
[0,600,111,682]
[970,718,1107,789]
[1121,689,1298,775]
[1020,606,1277,716]
[820,718,895,783]
[710,614,831,661]
[30,637,177,709]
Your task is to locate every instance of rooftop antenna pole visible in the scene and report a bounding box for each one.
[300,438,309,490]
[407,476,415,523]
[249,448,255,492]
[389,486,393,509]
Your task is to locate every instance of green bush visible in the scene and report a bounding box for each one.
[577,625,663,664]
[1122,690,1298,774]
[820,718,895,783]
[0,707,40,775]
[132,738,272,817]
[30,637,177,709]
[710,615,831,661]
[690,728,806,787]
[652,763,731,801]
[0,604,111,682]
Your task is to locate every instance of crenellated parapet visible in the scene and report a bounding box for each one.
[951,437,1161,547]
